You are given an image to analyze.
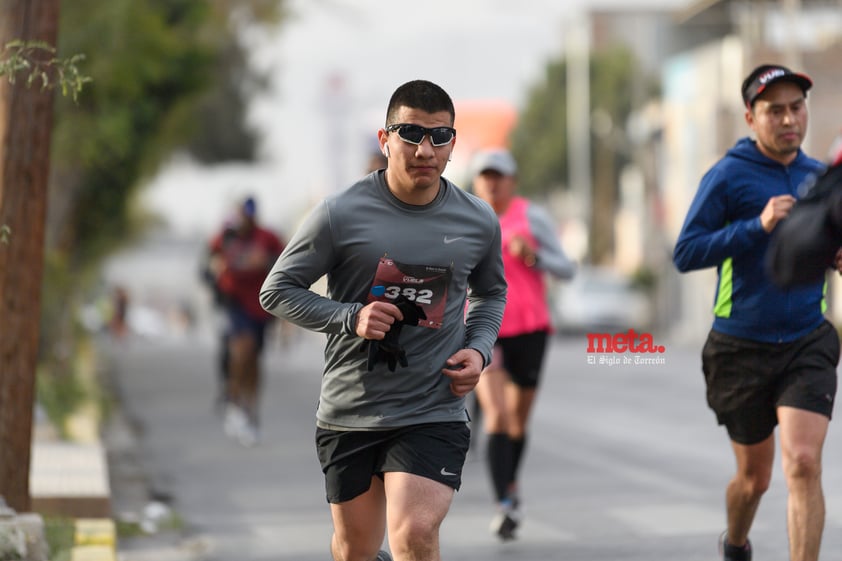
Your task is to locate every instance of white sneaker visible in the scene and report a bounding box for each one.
[237,422,260,447]
[223,405,248,438]
[490,502,519,541]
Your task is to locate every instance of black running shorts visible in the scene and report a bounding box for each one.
[315,422,471,504]
[701,320,839,445]
[492,330,549,389]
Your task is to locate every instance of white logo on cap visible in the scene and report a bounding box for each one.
[759,68,786,84]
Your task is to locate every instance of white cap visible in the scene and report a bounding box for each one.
[470,149,517,177]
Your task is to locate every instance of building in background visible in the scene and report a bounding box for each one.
[450,99,518,185]
[561,1,842,341]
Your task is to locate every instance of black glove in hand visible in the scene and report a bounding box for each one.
[360,296,427,372]
[364,335,408,372]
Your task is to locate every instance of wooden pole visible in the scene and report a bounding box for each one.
[0,0,60,513]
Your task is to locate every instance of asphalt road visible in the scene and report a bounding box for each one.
[100,323,842,561]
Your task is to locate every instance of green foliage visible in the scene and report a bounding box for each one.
[115,519,146,539]
[47,0,282,269]
[509,46,655,198]
[38,249,87,366]
[116,509,184,538]
[33,1,285,376]
[630,265,658,292]
[36,363,88,440]
[0,39,88,242]
[184,40,264,163]
[0,39,92,101]
[43,517,75,561]
[510,58,570,197]
[35,331,105,440]
[51,0,216,267]
[36,255,101,439]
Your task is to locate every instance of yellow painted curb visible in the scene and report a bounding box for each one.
[70,544,116,561]
[74,518,116,546]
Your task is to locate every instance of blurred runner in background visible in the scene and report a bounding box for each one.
[206,196,285,447]
[469,148,576,541]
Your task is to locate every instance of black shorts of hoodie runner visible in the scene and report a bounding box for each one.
[316,422,471,503]
[701,320,839,445]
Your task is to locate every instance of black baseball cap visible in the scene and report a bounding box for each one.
[741,64,812,108]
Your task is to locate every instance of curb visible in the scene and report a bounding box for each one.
[71,518,116,561]
[31,339,112,519]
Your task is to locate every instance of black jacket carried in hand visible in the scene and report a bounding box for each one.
[767,162,842,287]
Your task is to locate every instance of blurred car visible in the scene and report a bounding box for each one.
[552,266,652,334]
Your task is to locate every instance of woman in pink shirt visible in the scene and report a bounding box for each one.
[470,149,576,541]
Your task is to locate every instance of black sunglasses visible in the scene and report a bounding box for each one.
[385,123,456,147]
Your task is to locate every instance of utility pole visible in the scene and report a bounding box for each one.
[565,12,591,259]
[0,0,60,512]
[780,0,806,151]
[781,0,802,70]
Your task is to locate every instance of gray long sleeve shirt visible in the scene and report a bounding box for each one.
[526,203,576,280]
[260,171,507,429]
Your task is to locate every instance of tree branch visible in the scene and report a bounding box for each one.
[0,40,91,102]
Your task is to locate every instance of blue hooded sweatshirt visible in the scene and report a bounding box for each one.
[673,137,826,343]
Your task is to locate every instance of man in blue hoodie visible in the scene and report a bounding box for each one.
[674,64,839,561]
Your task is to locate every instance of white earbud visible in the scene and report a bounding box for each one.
[383,144,390,158]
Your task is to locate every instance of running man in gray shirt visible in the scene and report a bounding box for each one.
[260,79,506,561]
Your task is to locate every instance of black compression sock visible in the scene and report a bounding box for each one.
[509,435,527,485]
[723,539,751,561]
[486,432,512,503]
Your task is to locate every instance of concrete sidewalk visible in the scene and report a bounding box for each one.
[100,384,205,561]
[29,333,219,561]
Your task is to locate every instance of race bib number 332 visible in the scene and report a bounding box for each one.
[367,257,451,329]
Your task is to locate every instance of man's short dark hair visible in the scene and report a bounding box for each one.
[385,80,455,126]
